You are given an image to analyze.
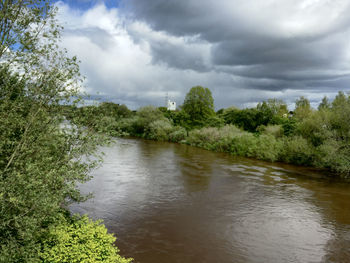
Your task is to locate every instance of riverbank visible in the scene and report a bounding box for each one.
[118,125,340,178]
[66,93,350,178]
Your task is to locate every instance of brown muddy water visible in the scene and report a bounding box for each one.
[70,138,350,263]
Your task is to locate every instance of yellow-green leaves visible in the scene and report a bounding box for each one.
[40,216,132,263]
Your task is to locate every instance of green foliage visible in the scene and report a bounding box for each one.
[187,125,244,151]
[296,110,331,147]
[186,125,282,161]
[329,92,350,141]
[281,118,297,136]
[222,100,287,133]
[223,107,260,132]
[168,126,187,142]
[147,119,174,141]
[294,96,312,120]
[133,106,166,136]
[169,110,192,130]
[280,136,315,166]
[332,91,347,109]
[318,96,331,111]
[40,216,132,263]
[99,102,132,119]
[315,139,350,174]
[257,124,284,138]
[69,88,350,176]
[69,103,132,137]
[0,57,102,263]
[0,0,56,58]
[230,134,283,162]
[182,86,215,127]
[256,99,288,121]
[204,115,225,128]
[0,1,128,262]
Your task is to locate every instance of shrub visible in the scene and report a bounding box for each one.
[225,133,283,162]
[253,134,283,162]
[257,124,284,138]
[186,125,244,150]
[40,216,132,263]
[315,139,350,176]
[229,133,258,157]
[280,136,315,166]
[147,119,174,141]
[168,126,187,142]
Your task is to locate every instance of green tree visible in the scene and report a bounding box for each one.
[318,96,331,111]
[0,1,123,262]
[0,0,53,57]
[329,91,350,141]
[182,86,215,127]
[257,99,288,117]
[332,91,348,109]
[294,96,312,120]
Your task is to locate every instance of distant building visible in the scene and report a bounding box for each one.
[167,100,176,111]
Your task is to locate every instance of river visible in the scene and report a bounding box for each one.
[70,138,350,263]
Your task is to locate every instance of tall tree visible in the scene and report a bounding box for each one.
[182,86,215,127]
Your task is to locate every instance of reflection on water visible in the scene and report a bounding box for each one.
[70,138,350,263]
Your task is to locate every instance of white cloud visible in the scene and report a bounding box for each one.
[56,1,350,110]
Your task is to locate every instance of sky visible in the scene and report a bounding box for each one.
[56,0,350,110]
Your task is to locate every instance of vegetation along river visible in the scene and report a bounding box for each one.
[70,138,350,263]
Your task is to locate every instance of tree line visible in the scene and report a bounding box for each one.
[69,86,350,177]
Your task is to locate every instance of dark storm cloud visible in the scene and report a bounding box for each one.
[127,22,211,72]
[121,0,235,40]
[148,40,209,72]
[57,1,350,110]
[121,0,350,93]
[121,0,350,41]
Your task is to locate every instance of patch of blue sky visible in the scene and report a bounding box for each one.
[54,0,119,10]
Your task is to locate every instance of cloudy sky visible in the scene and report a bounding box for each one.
[56,0,350,109]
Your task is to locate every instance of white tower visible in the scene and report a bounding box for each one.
[167,100,176,111]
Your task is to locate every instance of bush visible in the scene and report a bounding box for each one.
[186,125,244,151]
[147,119,174,141]
[168,126,187,142]
[280,136,315,165]
[257,124,284,138]
[228,134,282,161]
[315,139,350,175]
[40,216,132,263]
[253,134,283,162]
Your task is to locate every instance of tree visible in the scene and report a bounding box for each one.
[0,1,53,57]
[332,91,348,109]
[318,96,331,111]
[0,2,114,262]
[294,96,312,120]
[329,91,350,141]
[257,99,288,117]
[182,86,215,127]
